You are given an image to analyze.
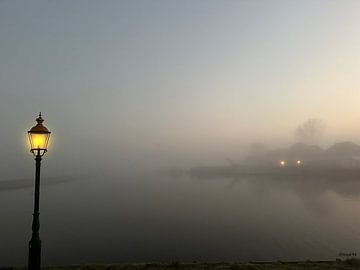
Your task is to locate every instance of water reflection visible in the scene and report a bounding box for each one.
[221,175,360,214]
[196,171,360,197]
[1,172,360,266]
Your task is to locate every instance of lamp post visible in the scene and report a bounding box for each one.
[27,113,51,270]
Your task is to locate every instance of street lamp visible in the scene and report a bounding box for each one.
[27,113,51,270]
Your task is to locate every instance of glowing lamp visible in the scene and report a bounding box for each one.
[28,113,51,156]
[296,160,302,165]
[280,160,285,166]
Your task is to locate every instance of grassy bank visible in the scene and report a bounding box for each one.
[3,260,360,270]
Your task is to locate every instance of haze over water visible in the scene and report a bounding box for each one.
[1,172,360,265]
[1,0,360,266]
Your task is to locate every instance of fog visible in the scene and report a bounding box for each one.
[1,1,360,179]
[1,0,360,265]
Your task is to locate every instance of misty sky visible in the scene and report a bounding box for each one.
[1,1,360,177]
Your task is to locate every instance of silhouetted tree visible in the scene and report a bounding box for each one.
[294,118,325,145]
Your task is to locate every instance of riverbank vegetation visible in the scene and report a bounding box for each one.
[3,260,360,270]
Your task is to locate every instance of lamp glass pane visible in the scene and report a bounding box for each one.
[29,133,50,150]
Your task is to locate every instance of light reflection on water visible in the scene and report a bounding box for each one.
[1,173,360,265]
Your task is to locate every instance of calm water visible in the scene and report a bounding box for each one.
[1,173,360,265]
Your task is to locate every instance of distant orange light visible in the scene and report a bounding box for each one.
[280,160,286,166]
[296,160,302,165]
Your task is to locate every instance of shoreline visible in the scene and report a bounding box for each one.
[3,259,360,270]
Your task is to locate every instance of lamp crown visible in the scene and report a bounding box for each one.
[29,113,50,134]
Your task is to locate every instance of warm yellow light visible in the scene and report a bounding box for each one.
[28,113,51,155]
[280,160,286,166]
[296,160,302,165]
[29,133,48,150]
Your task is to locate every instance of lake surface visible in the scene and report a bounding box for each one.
[1,172,360,265]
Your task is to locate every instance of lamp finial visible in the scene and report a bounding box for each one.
[36,113,44,124]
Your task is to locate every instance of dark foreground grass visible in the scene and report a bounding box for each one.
[2,260,360,270]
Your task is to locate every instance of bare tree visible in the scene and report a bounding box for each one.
[294,118,325,144]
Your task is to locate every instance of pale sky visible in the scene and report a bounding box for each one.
[1,0,360,176]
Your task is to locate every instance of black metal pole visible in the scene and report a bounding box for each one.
[28,150,42,270]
